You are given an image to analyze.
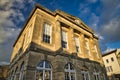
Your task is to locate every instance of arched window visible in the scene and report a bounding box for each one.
[103,74,106,80]
[81,66,90,80]
[19,62,24,80]
[93,68,100,80]
[65,63,76,80]
[36,61,52,80]
[11,71,14,80]
[14,67,18,80]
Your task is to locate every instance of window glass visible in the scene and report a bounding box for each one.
[93,68,100,80]
[43,23,52,44]
[81,71,90,80]
[106,59,109,63]
[14,67,18,80]
[62,31,68,48]
[111,57,114,62]
[74,37,81,53]
[85,38,90,56]
[19,63,24,80]
[36,61,52,80]
[65,63,76,80]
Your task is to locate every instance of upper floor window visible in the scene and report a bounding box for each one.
[85,38,90,56]
[19,63,24,80]
[62,31,68,49]
[106,59,109,63]
[94,45,99,58]
[111,57,114,62]
[43,23,52,44]
[36,61,52,80]
[65,63,76,80]
[74,36,81,53]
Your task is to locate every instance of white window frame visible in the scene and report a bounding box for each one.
[74,36,81,53]
[62,31,68,49]
[43,23,52,44]
[81,71,90,80]
[19,63,24,80]
[14,68,18,80]
[65,63,76,80]
[93,69,100,80]
[36,61,52,80]
[103,74,106,80]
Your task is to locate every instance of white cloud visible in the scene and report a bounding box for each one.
[0,61,10,65]
[103,47,115,54]
[88,13,99,29]
[0,0,35,63]
[94,33,104,40]
[101,17,120,42]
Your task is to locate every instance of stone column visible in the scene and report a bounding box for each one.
[81,34,87,58]
[52,55,66,80]
[55,20,62,50]
[68,28,76,53]
[89,38,94,60]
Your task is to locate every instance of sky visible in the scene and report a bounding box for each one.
[0,0,120,64]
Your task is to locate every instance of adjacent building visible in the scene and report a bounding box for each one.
[102,49,120,80]
[8,4,107,80]
[0,64,9,80]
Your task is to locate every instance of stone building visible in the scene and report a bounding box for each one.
[8,4,108,80]
[0,64,9,80]
[102,49,120,80]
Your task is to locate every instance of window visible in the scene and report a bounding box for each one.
[62,31,68,48]
[65,63,76,80]
[94,45,99,58]
[111,57,114,62]
[14,67,18,80]
[81,71,90,80]
[19,63,24,80]
[85,38,90,56]
[107,67,110,72]
[105,67,108,72]
[74,36,81,53]
[36,61,52,80]
[106,59,109,63]
[11,71,14,80]
[43,23,52,44]
[109,66,113,72]
[103,74,106,80]
[93,68,100,80]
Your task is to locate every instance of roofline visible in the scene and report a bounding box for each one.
[102,49,117,57]
[54,10,94,34]
[13,3,95,47]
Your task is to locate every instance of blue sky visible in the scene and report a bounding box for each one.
[0,0,120,64]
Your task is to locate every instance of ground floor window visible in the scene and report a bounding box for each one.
[93,68,100,80]
[65,63,76,80]
[13,67,18,80]
[81,71,90,80]
[36,61,52,80]
[103,74,106,80]
[94,73,100,80]
[19,63,24,80]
